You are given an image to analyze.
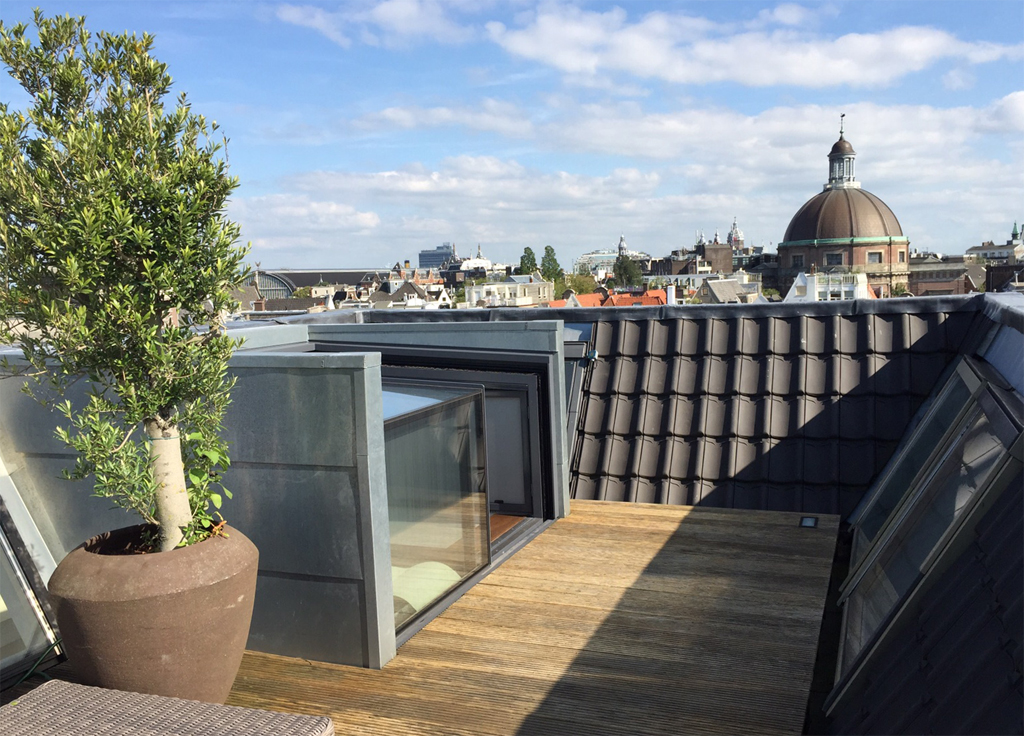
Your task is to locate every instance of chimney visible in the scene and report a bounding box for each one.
[404,260,410,268]
[666,284,676,305]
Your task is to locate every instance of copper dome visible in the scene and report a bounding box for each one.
[830,136,855,156]
[783,187,904,242]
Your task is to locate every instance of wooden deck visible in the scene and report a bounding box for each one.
[228,500,838,735]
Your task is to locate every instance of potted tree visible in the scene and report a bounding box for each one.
[0,12,255,703]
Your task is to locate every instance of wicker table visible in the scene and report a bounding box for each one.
[0,680,335,735]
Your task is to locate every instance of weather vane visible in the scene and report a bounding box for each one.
[840,113,845,136]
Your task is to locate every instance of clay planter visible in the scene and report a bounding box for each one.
[47,524,258,704]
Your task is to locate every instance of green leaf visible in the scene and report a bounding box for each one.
[210,493,222,509]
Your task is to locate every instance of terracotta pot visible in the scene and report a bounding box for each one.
[47,524,258,703]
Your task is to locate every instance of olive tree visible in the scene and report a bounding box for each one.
[0,12,249,552]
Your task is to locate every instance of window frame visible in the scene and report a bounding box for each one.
[866,251,884,265]
[828,357,1024,710]
[791,254,805,269]
[824,252,845,267]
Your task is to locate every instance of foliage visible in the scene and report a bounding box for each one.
[762,288,780,298]
[613,255,643,287]
[291,286,312,298]
[564,272,597,295]
[540,245,563,283]
[0,12,249,548]
[891,282,908,297]
[518,247,537,275]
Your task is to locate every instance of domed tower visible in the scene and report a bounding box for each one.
[777,118,910,297]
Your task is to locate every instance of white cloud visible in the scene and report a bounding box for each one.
[486,5,1024,88]
[276,5,351,47]
[275,0,474,48]
[355,98,534,137]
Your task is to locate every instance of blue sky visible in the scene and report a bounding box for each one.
[2,1,1022,270]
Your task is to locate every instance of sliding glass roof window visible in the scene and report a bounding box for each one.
[835,358,1023,683]
[382,382,489,632]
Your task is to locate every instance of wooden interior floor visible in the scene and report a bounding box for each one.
[227,500,838,735]
[489,513,524,542]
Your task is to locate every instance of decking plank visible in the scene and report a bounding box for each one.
[227,500,838,735]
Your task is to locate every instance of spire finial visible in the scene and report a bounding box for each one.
[839,113,845,138]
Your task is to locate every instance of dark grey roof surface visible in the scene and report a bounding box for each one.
[572,309,982,516]
[705,279,744,304]
[827,471,1023,735]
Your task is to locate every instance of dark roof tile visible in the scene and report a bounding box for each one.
[608,395,634,436]
[669,357,700,395]
[772,317,802,355]
[692,480,727,507]
[577,435,602,476]
[659,479,689,505]
[629,477,657,503]
[583,397,608,434]
[593,322,614,357]
[766,483,803,512]
[702,356,732,395]
[839,316,870,355]
[733,439,767,481]
[612,357,641,395]
[701,396,728,438]
[589,359,613,395]
[769,397,801,439]
[670,396,698,437]
[909,312,944,353]
[597,476,627,502]
[770,356,799,396]
[668,439,698,480]
[735,355,767,395]
[638,394,667,436]
[645,321,671,357]
[804,396,840,439]
[642,357,670,396]
[804,439,840,485]
[873,353,912,396]
[799,487,840,515]
[910,353,951,397]
[840,440,876,486]
[636,437,661,478]
[603,436,630,477]
[767,439,803,483]
[698,439,727,480]
[839,395,875,440]
[573,474,598,500]
[731,481,770,509]
[739,318,772,355]
[676,318,707,356]
[871,313,900,353]
[615,320,643,357]
[730,396,766,439]
[839,355,872,396]
[875,395,912,441]
[708,318,737,356]
[804,355,834,396]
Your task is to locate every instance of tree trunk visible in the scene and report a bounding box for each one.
[145,419,192,551]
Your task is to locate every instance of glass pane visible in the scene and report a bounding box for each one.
[385,395,489,630]
[853,374,971,564]
[1,538,50,672]
[841,407,1008,676]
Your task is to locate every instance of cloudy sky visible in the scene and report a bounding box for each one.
[3,1,1022,270]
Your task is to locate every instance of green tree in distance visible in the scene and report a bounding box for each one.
[519,247,537,275]
[0,11,249,551]
[541,245,563,283]
[613,255,643,287]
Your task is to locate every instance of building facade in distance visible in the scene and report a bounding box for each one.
[777,125,910,297]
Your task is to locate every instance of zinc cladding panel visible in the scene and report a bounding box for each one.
[572,308,967,515]
[827,478,1023,736]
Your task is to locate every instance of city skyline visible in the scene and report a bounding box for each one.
[2,1,1021,269]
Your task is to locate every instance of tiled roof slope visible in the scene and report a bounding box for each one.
[827,471,1023,735]
[573,309,982,516]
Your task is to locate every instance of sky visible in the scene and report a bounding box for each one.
[2,1,1022,271]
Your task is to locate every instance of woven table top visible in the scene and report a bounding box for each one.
[1,680,335,736]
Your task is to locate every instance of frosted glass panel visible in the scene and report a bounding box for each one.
[0,538,50,674]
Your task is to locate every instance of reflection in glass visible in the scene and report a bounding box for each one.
[1,534,50,673]
[853,375,971,564]
[841,408,1007,675]
[383,385,489,630]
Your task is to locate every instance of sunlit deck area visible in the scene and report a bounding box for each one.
[225,500,838,735]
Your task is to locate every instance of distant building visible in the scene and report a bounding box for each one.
[463,273,554,308]
[965,223,1023,263]
[777,122,910,297]
[418,242,456,269]
[694,271,764,304]
[784,271,875,302]
[908,253,984,296]
[575,235,651,279]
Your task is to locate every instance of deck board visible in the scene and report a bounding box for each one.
[227,500,838,735]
